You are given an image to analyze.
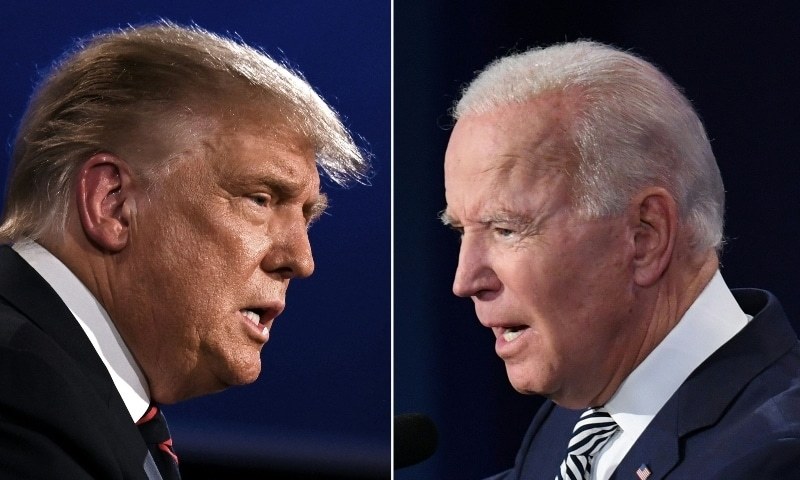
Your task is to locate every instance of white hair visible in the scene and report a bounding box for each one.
[455,41,724,251]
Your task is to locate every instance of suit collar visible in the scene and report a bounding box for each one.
[677,289,792,434]
[0,244,155,477]
[603,272,747,452]
[612,289,795,479]
[12,241,151,420]
[0,245,117,402]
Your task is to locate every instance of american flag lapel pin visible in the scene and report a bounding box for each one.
[636,463,651,480]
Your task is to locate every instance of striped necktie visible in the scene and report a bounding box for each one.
[137,404,181,480]
[556,407,618,480]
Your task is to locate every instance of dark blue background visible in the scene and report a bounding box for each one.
[395,1,800,479]
[0,1,389,478]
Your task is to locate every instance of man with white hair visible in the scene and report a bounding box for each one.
[0,21,368,479]
[441,41,800,479]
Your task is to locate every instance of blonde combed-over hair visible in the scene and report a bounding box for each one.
[0,20,369,242]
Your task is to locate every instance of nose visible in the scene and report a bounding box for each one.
[452,234,499,298]
[288,227,315,279]
[262,214,315,280]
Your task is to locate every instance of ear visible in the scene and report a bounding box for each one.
[75,153,139,252]
[631,187,678,287]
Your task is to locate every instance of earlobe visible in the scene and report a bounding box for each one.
[76,153,137,252]
[632,188,677,287]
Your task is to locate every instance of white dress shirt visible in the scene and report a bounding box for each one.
[13,241,150,422]
[592,271,750,480]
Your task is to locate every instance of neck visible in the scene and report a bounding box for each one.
[588,249,719,407]
[38,221,118,322]
[639,250,719,359]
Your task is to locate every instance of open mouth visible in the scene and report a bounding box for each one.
[502,325,529,342]
[241,309,268,336]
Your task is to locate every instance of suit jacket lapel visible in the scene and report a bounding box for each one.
[511,401,581,479]
[0,246,114,400]
[0,245,151,477]
[611,289,795,480]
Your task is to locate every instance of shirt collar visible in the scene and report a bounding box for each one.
[604,270,749,438]
[13,241,151,421]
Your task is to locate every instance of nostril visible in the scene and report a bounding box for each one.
[271,266,294,280]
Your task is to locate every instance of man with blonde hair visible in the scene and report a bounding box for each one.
[0,21,368,479]
[442,41,800,479]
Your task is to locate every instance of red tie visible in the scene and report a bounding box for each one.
[137,404,180,479]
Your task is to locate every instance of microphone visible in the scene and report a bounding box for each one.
[394,413,438,469]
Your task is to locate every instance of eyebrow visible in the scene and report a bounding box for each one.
[259,174,308,199]
[254,173,327,224]
[439,209,457,226]
[439,208,534,227]
[306,193,329,224]
[479,210,534,225]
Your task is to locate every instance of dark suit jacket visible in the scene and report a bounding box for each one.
[487,289,800,480]
[0,245,153,479]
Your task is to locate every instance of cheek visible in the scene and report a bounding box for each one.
[129,221,238,328]
[507,257,576,316]
[504,330,566,396]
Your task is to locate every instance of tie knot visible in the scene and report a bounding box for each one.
[568,407,618,457]
[137,404,161,426]
[557,407,619,480]
[136,403,180,479]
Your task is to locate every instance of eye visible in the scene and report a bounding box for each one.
[494,227,515,238]
[249,194,271,207]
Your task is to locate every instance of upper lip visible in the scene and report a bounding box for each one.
[243,302,285,325]
[477,317,530,338]
[494,324,529,335]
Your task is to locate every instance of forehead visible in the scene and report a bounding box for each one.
[446,93,576,172]
[444,96,577,216]
[202,113,319,193]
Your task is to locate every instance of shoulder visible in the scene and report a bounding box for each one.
[0,343,120,478]
[685,287,800,435]
[0,305,103,436]
[0,297,30,342]
[668,289,800,476]
[0,291,107,429]
[0,297,82,384]
[0,304,136,479]
[684,405,800,479]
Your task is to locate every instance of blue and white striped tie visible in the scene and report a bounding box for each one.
[556,407,618,480]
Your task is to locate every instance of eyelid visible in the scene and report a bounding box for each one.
[249,193,272,206]
[493,226,517,238]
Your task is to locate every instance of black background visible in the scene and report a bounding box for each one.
[394,1,800,478]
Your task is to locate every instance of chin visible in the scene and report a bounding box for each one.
[505,372,535,395]
[505,364,548,396]
[233,369,262,386]
[222,358,263,386]
[509,381,541,396]
[148,355,262,403]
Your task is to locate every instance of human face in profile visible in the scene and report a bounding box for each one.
[117,111,325,403]
[443,96,643,408]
